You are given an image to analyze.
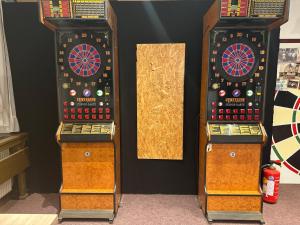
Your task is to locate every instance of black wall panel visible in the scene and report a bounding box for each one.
[2,1,278,194]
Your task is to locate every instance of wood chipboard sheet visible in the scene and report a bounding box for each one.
[136,43,185,160]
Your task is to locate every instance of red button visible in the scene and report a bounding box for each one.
[212,109,216,114]
[98,108,103,113]
[226,115,231,120]
[233,115,238,120]
[218,115,224,120]
[226,109,231,114]
[92,114,97,120]
[84,108,89,113]
[219,109,224,114]
[71,114,75,120]
[99,114,104,120]
[247,115,253,120]
[248,109,253,114]
[211,115,216,120]
[212,102,217,107]
[240,109,246,114]
[255,109,260,114]
[233,109,238,114]
[85,115,90,120]
[78,114,82,120]
[64,115,69,119]
[70,108,76,114]
[63,101,68,107]
[240,115,245,120]
[92,108,97,114]
[105,108,111,113]
[63,108,68,113]
[77,108,83,114]
[255,115,260,121]
[106,114,111,120]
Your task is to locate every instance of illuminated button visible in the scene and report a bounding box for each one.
[255,109,260,114]
[212,83,219,90]
[85,115,90,120]
[240,115,245,120]
[97,90,103,97]
[84,108,89,113]
[83,89,92,97]
[248,102,253,107]
[99,102,104,106]
[226,109,231,114]
[226,115,231,120]
[212,109,216,114]
[255,115,260,121]
[105,108,111,114]
[232,89,241,97]
[62,83,69,89]
[71,114,75,120]
[70,108,76,114]
[70,102,75,107]
[106,114,111,120]
[248,109,253,114]
[64,115,69,120]
[69,89,76,96]
[77,108,83,114]
[218,115,224,120]
[233,115,238,120]
[233,109,238,114]
[98,108,104,113]
[211,115,217,120]
[247,115,253,120]
[99,114,104,120]
[212,102,217,107]
[240,109,245,114]
[219,90,226,97]
[78,114,83,120]
[63,108,68,113]
[92,114,97,120]
[63,101,68,107]
[92,108,97,114]
[218,102,223,107]
[219,109,224,114]
[247,90,254,97]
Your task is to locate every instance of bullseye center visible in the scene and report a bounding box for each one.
[82,58,88,63]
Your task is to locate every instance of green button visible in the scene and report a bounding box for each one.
[247,90,254,97]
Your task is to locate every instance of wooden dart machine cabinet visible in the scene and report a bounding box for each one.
[198,0,289,223]
[39,0,120,222]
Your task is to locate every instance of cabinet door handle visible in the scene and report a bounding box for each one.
[84,151,91,157]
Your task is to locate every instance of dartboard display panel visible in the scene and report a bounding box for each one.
[272,90,300,176]
[207,30,267,122]
[56,31,114,122]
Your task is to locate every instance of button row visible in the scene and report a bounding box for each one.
[63,107,111,114]
[64,114,111,120]
[211,115,260,121]
[212,109,260,115]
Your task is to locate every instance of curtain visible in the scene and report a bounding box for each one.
[0,2,19,133]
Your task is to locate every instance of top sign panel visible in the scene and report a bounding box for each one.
[41,0,106,19]
[220,0,286,18]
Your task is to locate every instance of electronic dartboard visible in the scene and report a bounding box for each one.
[272,90,300,176]
[40,0,121,223]
[198,0,289,224]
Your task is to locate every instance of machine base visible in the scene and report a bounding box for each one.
[206,211,265,224]
[58,209,115,223]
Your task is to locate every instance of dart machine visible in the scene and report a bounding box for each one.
[198,0,289,223]
[39,0,120,222]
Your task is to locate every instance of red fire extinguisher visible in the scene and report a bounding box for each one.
[262,160,281,204]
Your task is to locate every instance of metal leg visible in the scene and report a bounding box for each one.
[17,171,28,199]
[260,219,266,224]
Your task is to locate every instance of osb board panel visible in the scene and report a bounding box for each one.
[61,194,114,210]
[206,144,261,192]
[61,142,114,190]
[136,43,185,160]
[207,196,262,212]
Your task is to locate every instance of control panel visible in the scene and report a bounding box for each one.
[207,30,267,122]
[56,31,114,122]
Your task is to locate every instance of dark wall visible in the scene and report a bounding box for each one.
[2,1,279,194]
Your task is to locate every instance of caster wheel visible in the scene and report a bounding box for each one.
[109,219,114,224]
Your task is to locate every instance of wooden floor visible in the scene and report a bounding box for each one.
[0,214,57,225]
